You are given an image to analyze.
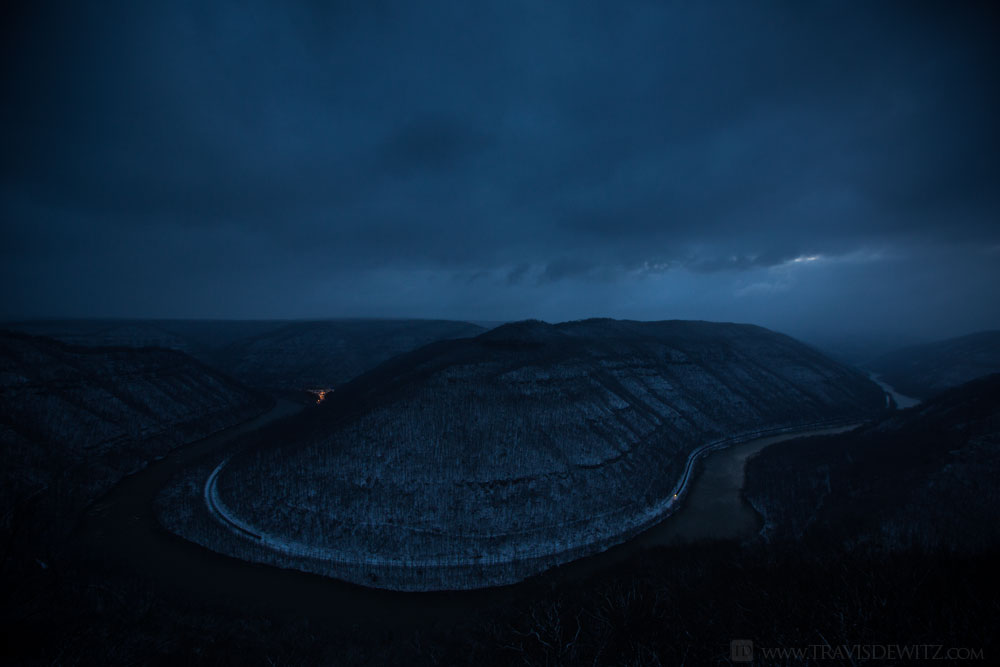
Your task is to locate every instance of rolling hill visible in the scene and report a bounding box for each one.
[0,330,270,552]
[174,318,886,590]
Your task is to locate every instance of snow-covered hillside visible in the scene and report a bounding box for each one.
[169,319,886,590]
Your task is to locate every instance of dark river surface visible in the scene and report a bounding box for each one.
[77,404,861,629]
[554,423,861,583]
[637,425,859,544]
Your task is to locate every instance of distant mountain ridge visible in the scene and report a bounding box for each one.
[181,318,886,590]
[2,318,487,391]
[869,331,1000,399]
[214,319,486,390]
[2,319,288,356]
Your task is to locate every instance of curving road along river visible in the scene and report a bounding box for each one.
[78,404,865,626]
[76,398,516,627]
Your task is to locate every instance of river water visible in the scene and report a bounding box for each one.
[549,424,861,582]
[640,424,860,544]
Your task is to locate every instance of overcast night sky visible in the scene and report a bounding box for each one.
[2,1,998,339]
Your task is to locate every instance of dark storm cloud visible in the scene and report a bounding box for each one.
[381,117,492,174]
[2,0,998,336]
[539,257,600,284]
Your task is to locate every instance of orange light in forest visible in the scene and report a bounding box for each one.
[308,388,331,405]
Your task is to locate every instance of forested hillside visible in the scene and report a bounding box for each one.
[0,330,270,555]
[167,319,886,590]
[745,373,1000,550]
